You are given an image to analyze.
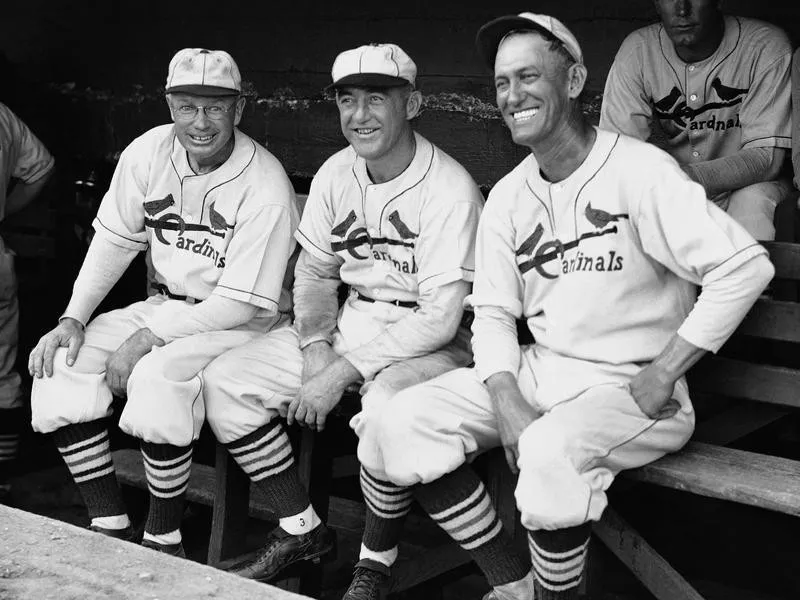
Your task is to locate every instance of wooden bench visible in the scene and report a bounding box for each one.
[592,240,800,600]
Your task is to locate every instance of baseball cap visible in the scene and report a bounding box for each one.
[330,43,417,90]
[165,48,241,96]
[476,13,583,68]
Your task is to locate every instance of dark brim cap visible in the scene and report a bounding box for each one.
[165,84,240,97]
[476,13,583,69]
[327,73,411,92]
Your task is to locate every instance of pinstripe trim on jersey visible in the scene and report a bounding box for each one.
[742,134,792,146]
[377,146,435,227]
[525,181,555,233]
[296,229,335,257]
[700,18,741,96]
[572,134,620,238]
[702,242,764,279]
[94,216,148,248]
[214,284,278,304]
[199,138,256,218]
[417,266,475,288]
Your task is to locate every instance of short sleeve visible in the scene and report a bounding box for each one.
[415,183,482,293]
[216,197,298,312]
[467,190,524,318]
[92,143,149,251]
[294,168,339,264]
[9,115,54,184]
[631,149,767,285]
[599,35,654,142]
[738,38,792,151]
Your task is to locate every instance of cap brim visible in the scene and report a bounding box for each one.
[165,85,240,97]
[475,15,559,69]
[327,73,411,92]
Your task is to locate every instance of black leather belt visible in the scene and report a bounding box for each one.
[356,291,417,309]
[153,283,203,304]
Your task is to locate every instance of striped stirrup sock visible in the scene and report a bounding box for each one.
[0,408,21,484]
[360,467,414,554]
[141,442,192,536]
[415,465,531,586]
[529,524,591,599]
[226,420,309,517]
[51,420,126,518]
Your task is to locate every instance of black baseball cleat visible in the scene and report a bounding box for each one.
[341,558,391,600]
[141,538,187,558]
[87,523,140,543]
[228,523,336,582]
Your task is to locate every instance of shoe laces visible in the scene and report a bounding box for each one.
[349,566,383,595]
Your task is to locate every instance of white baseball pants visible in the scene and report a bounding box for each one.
[31,295,288,446]
[371,344,695,531]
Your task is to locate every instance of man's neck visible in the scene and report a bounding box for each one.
[532,119,596,183]
[674,19,725,63]
[366,131,416,184]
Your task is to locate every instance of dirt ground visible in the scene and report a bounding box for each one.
[4,410,800,600]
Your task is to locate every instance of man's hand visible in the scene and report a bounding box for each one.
[286,358,361,432]
[486,372,540,474]
[29,318,85,378]
[628,362,687,420]
[105,328,165,397]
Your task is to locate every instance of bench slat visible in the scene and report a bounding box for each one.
[624,442,800,517]
[689,356,800,408]
[765,241,800,281]
[736,299,800,343]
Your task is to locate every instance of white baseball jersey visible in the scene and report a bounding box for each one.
[93,125,298,315]
[0,102,55,222]
[296,132,482,304]
[600,16,792,165]
[469,128,767,382]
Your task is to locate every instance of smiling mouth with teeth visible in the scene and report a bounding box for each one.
[355,128,378,135]
[190,134,215,142]
[512,108,539,121]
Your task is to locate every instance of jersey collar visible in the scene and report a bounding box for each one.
[352,132,434,197]
[170,128,256,186]
[658,15,739,69]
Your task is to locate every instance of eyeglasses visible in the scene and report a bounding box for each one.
[171,102,237,121]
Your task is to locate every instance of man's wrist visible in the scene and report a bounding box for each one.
[59,315,85,330]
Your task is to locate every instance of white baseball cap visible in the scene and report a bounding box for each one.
[330,43,417,90]
[165,48,241,96]
[476,13,583,67]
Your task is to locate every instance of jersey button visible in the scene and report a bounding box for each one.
[689,94,698,102]
[688,65,695,72]
[692,151,700,158]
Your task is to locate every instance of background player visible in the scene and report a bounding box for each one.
[27,48,298,557]
[0,103,55,500]
[600,0,793,241]
[201,43,489,595]
[359,12,775,600]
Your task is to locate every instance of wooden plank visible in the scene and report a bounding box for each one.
[736,299,800,343]
[592,506,705,600]
[207,443,252,566]
[389,543,472,593]
[622,442,800,516]
[689,357,800,408]
[0,504,311,600]
[765,241,800,281]
[693,403,789,446]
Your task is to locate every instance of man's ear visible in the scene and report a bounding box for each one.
[567,63,588,100]
[233,95,246,127]
[165,95,176,123]
[406,89,423,120]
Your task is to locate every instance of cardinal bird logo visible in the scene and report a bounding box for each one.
[208,202,230,232]
[710,78,748,102]
[585,203,629,229]
[144,194,175,216]
[331,210,358,237]
[388,211,418,240]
